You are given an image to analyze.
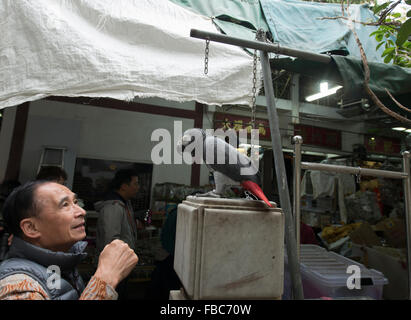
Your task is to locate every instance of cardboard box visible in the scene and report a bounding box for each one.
[349,222,381,247]
[375,218,406,248]
[351,244,407,300]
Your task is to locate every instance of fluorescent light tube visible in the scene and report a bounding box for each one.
[306,82,343,102]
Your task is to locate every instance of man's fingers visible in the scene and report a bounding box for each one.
[111,239,124,245]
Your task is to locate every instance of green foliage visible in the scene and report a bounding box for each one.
[301,0,410,67]
[397,17,411,45]
[372,1,391,14]
[370,0,411,68]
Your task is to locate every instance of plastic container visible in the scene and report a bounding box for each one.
[284,245,388,299]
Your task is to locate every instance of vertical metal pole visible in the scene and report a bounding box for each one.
[291,74,300,125]
[293,136,303,260]
[402,151,411,300]
[257,33,304,300]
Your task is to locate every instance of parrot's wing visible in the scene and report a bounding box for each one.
[203,136,260,183]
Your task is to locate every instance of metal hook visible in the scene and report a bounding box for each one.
[356,167,362,183]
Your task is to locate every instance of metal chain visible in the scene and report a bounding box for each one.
[204,39,210,75]
[251,48,258,129]
[249,43,259,162]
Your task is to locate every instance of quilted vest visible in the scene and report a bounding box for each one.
[0,237,87,300]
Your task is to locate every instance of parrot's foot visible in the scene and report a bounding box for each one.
[194,190,222,198]
[244,190,258,201]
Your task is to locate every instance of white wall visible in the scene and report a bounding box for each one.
[24,99,196,189]
[19,115,81,188]
[342,131,365,153]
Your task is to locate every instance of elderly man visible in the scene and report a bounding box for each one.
[0,180,138,300]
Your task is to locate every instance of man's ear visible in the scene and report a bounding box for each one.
[119,182,129,191]
[20,218,41,240]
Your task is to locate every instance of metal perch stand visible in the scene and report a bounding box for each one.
[189,28,335,300]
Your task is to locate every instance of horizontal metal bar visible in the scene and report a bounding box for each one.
[301,162,408,179]
[190,29,332,64]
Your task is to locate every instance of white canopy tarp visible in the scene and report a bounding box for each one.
[0,0,261,109]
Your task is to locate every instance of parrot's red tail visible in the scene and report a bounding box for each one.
[241,180,273,207]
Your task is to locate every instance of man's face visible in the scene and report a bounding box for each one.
[33,183,86,252]
[122,176,139,200]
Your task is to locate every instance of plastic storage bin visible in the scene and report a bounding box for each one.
[284,245,388,299]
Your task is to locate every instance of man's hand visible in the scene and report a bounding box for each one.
[94,239,138,289]
[8,234,13,246]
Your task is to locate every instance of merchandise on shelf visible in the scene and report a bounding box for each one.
[344,191,381,223]
[321,222,362,245]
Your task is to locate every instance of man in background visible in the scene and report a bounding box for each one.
[146,205,182,300]
[36,166,67,185]
[0,180,21,261]
[95,168,140,299]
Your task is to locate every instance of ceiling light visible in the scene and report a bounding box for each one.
[239,143,262,149]
[305,82,343,102]
[392,127,406,131]
[406,129,411,133]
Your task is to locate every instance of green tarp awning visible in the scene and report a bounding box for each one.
[270,56,411,114]
[170,0,411,112]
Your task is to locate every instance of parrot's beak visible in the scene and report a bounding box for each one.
[176,139,184,154]
[182,134,192,144]
[177,134,193,154]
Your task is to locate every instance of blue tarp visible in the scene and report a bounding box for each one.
[171,0,387,63]
[260,0,386,63]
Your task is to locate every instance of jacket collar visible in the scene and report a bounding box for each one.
[7,237,87,272]
[104,191,127,204]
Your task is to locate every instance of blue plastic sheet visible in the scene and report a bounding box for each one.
[260,0,386,63]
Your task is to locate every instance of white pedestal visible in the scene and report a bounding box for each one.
[174,196,284,300]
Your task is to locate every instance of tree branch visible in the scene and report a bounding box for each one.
[317,16,402,27]
[377,0,402,25]
[321,1,411,123]
[347,15,411,123]
[384,88,411,113]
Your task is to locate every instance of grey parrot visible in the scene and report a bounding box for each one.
[177,128,272,207]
